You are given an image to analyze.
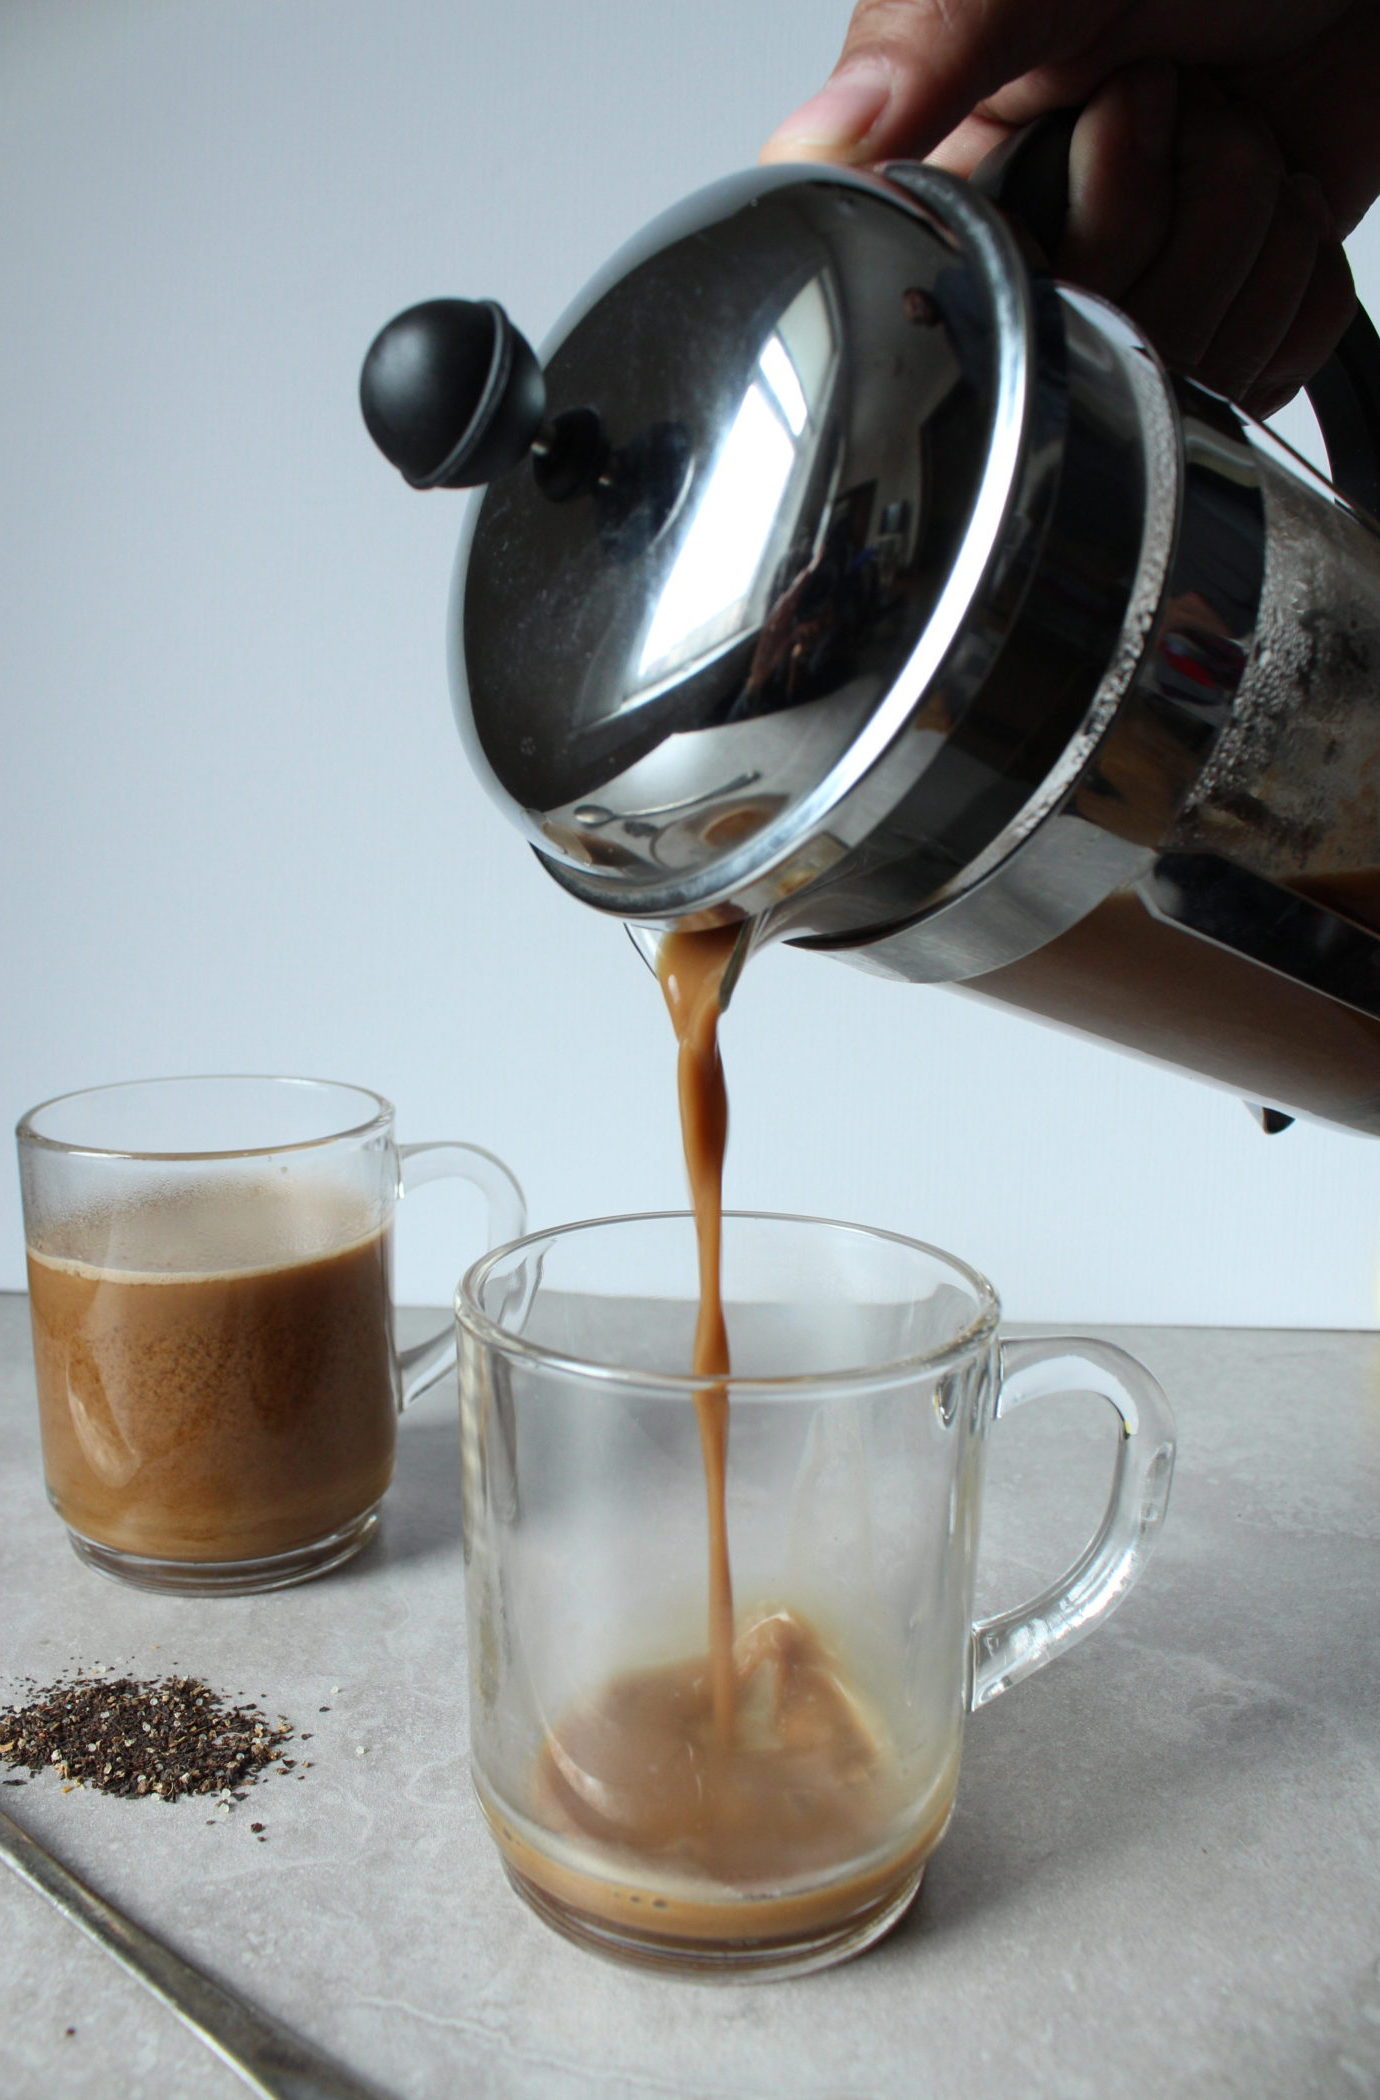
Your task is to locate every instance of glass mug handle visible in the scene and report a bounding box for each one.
[393,1142,526,1410]
[971,1338,1176,1709]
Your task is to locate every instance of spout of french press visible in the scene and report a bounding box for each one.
[624,919,760,1014]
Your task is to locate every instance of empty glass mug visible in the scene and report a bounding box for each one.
[456,1210,1175,1980]
[18,1075,524,1594]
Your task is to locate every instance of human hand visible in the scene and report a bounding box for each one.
[762,1,1380,416]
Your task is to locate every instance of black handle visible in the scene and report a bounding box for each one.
[1302,307,1380,519]
[970,108,1380,519]
[967,107,1079,265]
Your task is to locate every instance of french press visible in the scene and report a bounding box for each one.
[360,135,1380,1135]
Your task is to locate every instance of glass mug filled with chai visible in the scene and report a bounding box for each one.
[17,1075,524,1594]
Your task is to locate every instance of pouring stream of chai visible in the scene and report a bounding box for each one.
[655,924,740,1740]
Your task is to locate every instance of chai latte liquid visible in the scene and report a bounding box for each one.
[28,1185,396,1564]
[658,923,738,1737]
[484,926,952,1957]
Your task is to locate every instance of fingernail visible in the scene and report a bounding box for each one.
[762,64,892,160]
[1128,60,1177,163]
[1252,381,1300,420]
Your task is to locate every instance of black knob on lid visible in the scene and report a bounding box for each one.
[359,298,546,490]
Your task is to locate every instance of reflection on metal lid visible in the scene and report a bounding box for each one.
[456,163,1027,918]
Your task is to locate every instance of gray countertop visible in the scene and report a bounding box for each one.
[2,1293,1378,2100]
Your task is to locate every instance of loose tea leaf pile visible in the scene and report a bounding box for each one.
[0,1672,295,1801]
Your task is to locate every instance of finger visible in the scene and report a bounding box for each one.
[1055,62,1179,299]
[760,0,1077,166]
[1198,174,1326,403]
[921,112,1018,178]
[1246,236,1356,418]
[1225,1,1380,237]
[1119,81,1284,374]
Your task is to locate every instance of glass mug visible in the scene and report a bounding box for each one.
[17,1075,524,1595]
[456,1211,1174,1980]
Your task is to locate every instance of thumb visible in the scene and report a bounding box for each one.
[761,0,1063,165]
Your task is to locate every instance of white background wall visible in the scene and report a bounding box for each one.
[4,0,1379,1322]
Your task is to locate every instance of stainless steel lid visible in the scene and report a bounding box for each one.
[450,162,1062,925]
